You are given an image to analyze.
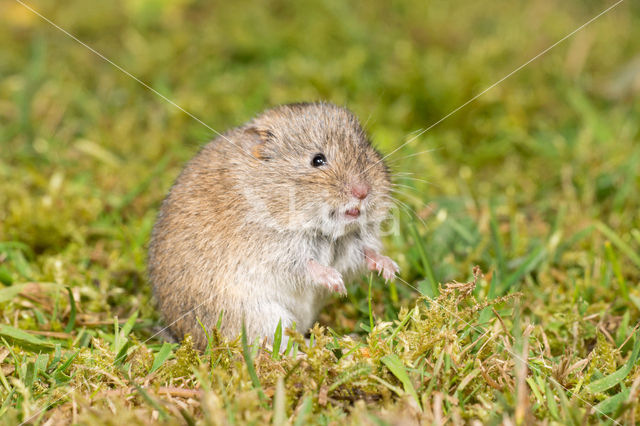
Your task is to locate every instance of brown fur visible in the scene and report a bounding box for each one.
[147,102,394,349]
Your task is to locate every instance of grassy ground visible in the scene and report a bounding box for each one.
[1,0,640,424]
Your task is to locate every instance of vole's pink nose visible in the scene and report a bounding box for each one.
[351,182,370,200]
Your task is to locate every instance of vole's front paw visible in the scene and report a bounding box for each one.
[308,260,346,296]
[364,250,399,282]
[319,267,346,295]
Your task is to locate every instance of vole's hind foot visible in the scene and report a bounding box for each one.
[364,249,399,282]
[308,259,346,296]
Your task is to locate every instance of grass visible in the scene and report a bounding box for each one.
[1,0,640,423]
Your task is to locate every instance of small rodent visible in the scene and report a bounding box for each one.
[147,102,399,350]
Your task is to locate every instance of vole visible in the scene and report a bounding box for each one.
[147,102,399,350]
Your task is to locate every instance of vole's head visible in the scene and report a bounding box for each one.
[236,102,392,238]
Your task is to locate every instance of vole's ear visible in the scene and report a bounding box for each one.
[244,127,274,160]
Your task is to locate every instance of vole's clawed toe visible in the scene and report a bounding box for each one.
[308,259,346,294]
[381,259,400,282]
[322,267,346,294]
[364,249,400,282]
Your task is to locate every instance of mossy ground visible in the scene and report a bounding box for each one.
[1,0,640,424]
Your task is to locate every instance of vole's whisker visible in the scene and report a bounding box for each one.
[390,183,420,192]
[389,190,435,217]
[387,170,439,187]
[395,176,436,186]
[362,110,375,129]
[361,90,385,130]
[392,200,429,231]
[385,190,434,216]
[384,147,442,164]
[381,194,429,230]
[390,187,426,204]
[390,188,425,205]
[391,175,439,188]
[406,128,425,136]
[389,171,420,178]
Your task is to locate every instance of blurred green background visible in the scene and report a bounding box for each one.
[1,0,640,423]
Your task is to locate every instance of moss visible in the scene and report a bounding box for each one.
[168,335,200,378]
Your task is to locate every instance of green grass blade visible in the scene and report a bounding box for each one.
[587,331,640,393]
[593,388,630,415]
[49,344,62,371]
[500,245,546,294]
[63,287,77,333]
[0,283,27,303]
[131,380,168,420]
[408,222,437,298]
[216,310,225,329]
[604,241,629,300]
[389,306,415,343]
[0,389,14,417]
[196,317,212,353]
[525,377,543,405]
[25,361,36,388]
[489,201,506,283]
[285,322,297,355]
[150,342,174,374]
[551,379,573,424]
[241,323,267,406]
[293,396,312,426]
[478,272,501,327]
[0,361,11,393]
[114,311,138,356]
[0,266,13,286]
[114,340,133,366]
[179,408,196,426]
[615,311,630,348]
[596,222,640,270]
[272,319,282,360]
[447,216,477,245]
[544,380,559,420]
[368,273,374,331]
[55,351,79,375]
[35,353,48,377]
[120,311,139,339]
[553,225,594,264]
[112,317,119,352]
[0,324,55,352]
[381,354,421,410]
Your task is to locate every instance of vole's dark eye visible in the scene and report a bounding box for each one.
[311,153,327,167]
